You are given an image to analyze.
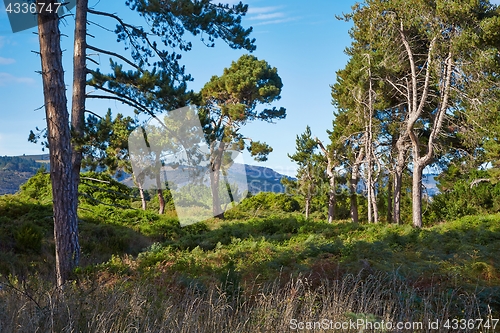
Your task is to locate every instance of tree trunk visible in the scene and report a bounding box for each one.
[412,163,424,228]
[366,59,378,223]
[210,169,224,218]
[315,138,336,223]
[370,175,378,223]
[387,172,392,223]
[70,0,88,208]
[350,148,364,224]
[327,176,336,223]
[365,132,374,223]
[157,189,165,214]
[305,196,310,219]
[155,154,165,214]
[392,120,408,224]
[393,163,403,224]
[138,185,147,210]
[210,142,225,219]
[37,0,80,286]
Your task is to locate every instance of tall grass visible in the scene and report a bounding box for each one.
[0,271,494,333]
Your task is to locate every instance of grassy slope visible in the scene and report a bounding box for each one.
[1,193,499,332]
[1,193,499,294]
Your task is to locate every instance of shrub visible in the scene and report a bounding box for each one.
[14,222,44,253]
[18,166,51,202]
[79,171,132,208]
[426,171,500,223]
[236,192,300,213]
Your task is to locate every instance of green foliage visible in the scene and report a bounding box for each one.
[2,187,500,317]
[18,166,51,203]
[200,54,286,162]
[14,222,44,254]
[287,126,326,217]
[79,171,132,208]
[427,170,500,223]
[228,192,300,216]
[82,109,135,175]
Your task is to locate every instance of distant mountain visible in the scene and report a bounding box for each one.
[0,154,293,195]
[0,155,47,195]
[120,163,294,195]
[0,154,440,197]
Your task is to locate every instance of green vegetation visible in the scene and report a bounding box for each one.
[1,175,499,331]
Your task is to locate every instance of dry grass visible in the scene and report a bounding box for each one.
[0,271,494,333]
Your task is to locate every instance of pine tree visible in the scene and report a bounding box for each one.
[199,55,286,218]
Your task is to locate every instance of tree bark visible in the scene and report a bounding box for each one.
[366,58,378,223]
[157,189,165,214]
[305,196,310,219]
[316,138,336,223]
[350,147,364,224]
[393,161,404,224]
[210,141,225,219]
[365,130,376,223]
[70,0,88,206]
[392,136,409,225]
[412,163,424,228]
[327,176,336,223]
[387,171,393,223]
[139,185,147,210]
[37,0,80,287]
[155,154,165,214]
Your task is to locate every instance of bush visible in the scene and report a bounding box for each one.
[79,171,132,208]
[19,166,51,202]
[14,222,44,253]
[426,171,500,223]
[236,192,300,213]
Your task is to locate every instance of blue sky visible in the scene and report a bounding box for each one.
[0,1,357,177]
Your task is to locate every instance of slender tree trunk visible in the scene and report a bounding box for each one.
[139,185,147,210]
[393,137,407,224]
[305,196,310,219]
[393,163,404,224]
[155,154,165,214]
[370,174,378,223]
[412,162,424,228]
[366,58,378,223]
[316,138,336,223]
[37,1,80,286]
[387,171,393,223]
[365,132,373,223]
[70,0,88,205]
[210,142,225,219]
[350,148,364,224]
[157,189,165,214]
[327,176,336,223]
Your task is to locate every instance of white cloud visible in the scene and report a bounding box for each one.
[247,6,282,15]
[0,72,35,85]
[246,5,298,26]
[0,57,15,65]
[250,12,285,21]
[254,17,298,26]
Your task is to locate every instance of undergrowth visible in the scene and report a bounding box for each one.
[1,191,500,332]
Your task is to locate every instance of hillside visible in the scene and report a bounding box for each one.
[0,190,499,331]
[0,155,45,195]
[0,154,293,195]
